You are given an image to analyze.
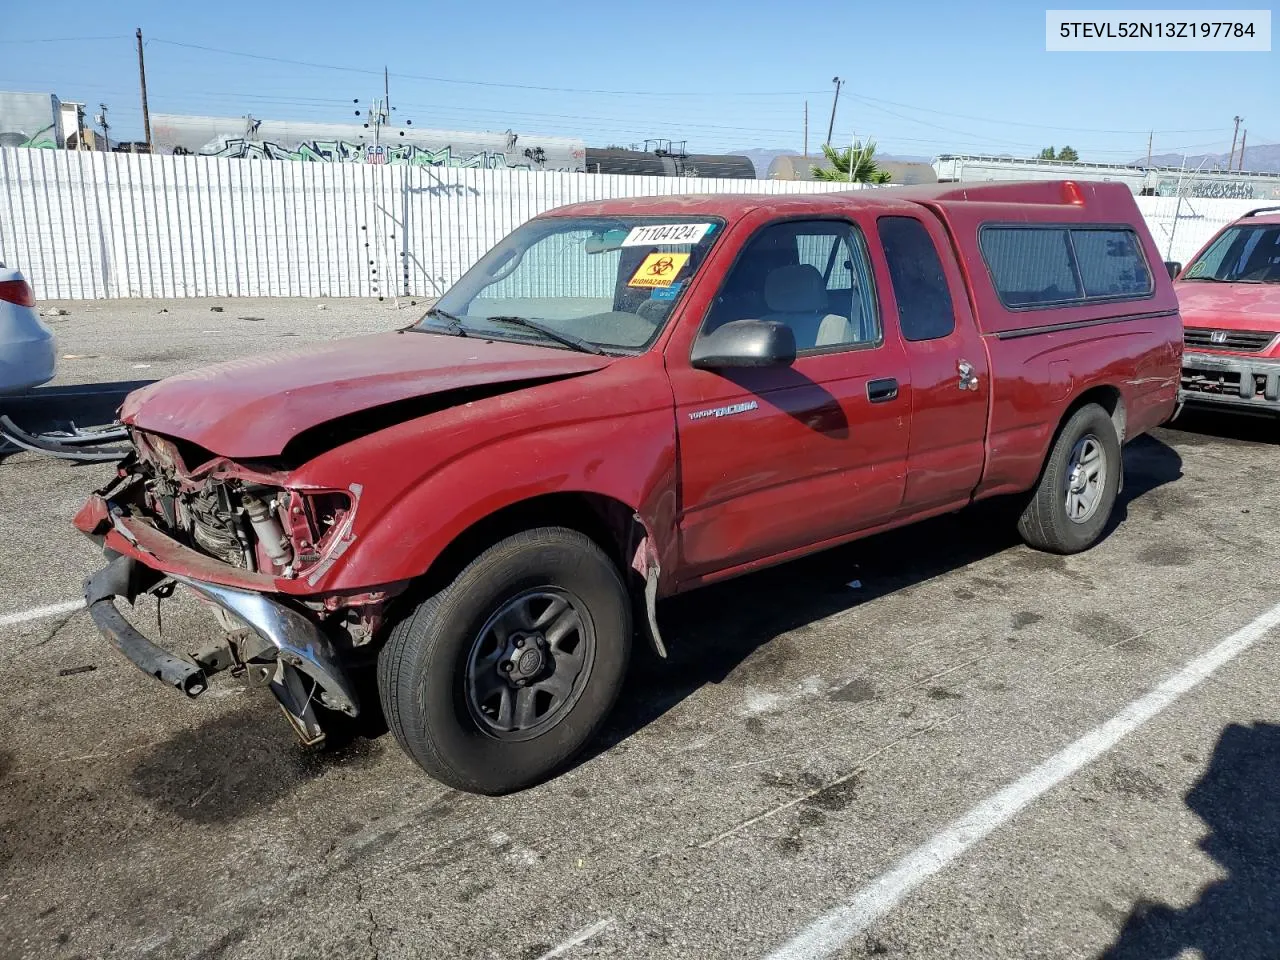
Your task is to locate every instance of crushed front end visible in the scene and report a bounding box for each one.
[75,429,399,744]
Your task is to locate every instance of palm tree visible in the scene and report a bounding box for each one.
[812,140,892,184]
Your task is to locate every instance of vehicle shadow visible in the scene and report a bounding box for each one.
[1161,406,1280,447]
[588,432,1184,760]
[0,379,151,464]
[1098,722,1280,960]
[128,701,384,825]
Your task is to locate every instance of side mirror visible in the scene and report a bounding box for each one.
[691,319,797,369]
[1165,261,1182,280]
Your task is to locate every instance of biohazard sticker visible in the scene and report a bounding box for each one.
[629,252,690,288]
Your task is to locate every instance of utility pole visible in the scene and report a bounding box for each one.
[95,103,110,150]
[1227,115,1242,170]
[1167,154,1187,259]
[803,100,808,157]
[1145,130,1152,167]
[1237,128,1247,171]
[384,66,390,116]
[136,28,152,152]
[825,76,842,146]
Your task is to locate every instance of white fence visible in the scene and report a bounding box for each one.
[0,147,1260,301]
[1134,195,1260,266]
[0,149,852,301]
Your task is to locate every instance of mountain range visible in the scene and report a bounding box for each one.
[1140,143,1280,174]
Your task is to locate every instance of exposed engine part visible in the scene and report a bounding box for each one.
[243,494,294,568]
[187,484,249,568]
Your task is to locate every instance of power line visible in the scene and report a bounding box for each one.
[845,96,1240,156]
[844,90,1226,136]
[148,38,828,98]
[0,35,129,44]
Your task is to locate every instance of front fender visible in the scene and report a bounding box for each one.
[318,410,677,592]
[288,355,679,594]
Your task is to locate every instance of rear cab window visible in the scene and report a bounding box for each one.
[980,224,1153,309]
[877,216,956,341]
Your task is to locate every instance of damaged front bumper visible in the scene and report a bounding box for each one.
[84,554,209,697]
[83,552,361,737]
[1181,351,1280,413]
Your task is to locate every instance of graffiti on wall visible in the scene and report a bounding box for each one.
[0,124,56,149]
[151,114,587,172]
[1155,177,1280,200]
[0,92,62,149]
[205,137,535,169]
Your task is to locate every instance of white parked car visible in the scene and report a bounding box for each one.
[0,264,54,395]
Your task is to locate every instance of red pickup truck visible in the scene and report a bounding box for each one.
[1174,205,1280,414]
[76,180,1181,793]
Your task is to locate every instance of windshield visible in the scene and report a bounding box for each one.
[416,216,724,350]
[1183,223,1280,283]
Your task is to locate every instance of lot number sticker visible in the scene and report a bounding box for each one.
[629,252,690,288]
[622,223,713,246]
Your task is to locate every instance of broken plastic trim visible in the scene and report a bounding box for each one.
[0,414,130,462]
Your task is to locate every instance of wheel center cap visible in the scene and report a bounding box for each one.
[514,646,544,678]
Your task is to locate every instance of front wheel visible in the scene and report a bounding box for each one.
[1017,403,1121,554]
[377,527,631,794]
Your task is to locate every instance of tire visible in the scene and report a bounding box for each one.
[1017,403,1121,554]
[377,526,631,794]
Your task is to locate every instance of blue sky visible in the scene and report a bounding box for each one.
[1,0,1275,162]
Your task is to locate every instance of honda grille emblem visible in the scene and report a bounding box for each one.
[1210,330,1228,344]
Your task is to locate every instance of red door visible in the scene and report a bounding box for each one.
[875,214,990,513]
[667,215,911,581]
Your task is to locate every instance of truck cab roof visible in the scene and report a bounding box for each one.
[543,179,1136,222]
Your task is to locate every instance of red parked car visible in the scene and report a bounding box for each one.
[1174,205,1280,414]
[76,180,1182,793]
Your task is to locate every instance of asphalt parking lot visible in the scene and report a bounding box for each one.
[2,299,1278,960]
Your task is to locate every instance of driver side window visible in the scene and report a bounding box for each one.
[701,219,880,352]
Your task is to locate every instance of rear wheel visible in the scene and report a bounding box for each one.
[1017,403,1121,554]
[377,527,631,794]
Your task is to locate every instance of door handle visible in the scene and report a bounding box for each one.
[867,378,899,403]
[958,359,980,391]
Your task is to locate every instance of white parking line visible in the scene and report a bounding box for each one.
[0,599,83,628]
[533,918,615,960]
[764,599,1280,960]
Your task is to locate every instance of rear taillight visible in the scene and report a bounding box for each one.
[0,279,35,308]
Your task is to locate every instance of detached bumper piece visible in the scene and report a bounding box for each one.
[84,555,207,696]
[83,555,360,744]
[1181,352,1280,413]
[0,415,131,463]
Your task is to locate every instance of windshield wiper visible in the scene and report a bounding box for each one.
[484,316,604,355]
[409,306,468,335]
[1183,275,1269,283]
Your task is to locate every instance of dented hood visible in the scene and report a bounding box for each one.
[1175,280,1280,331]
[121,331,612,458]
